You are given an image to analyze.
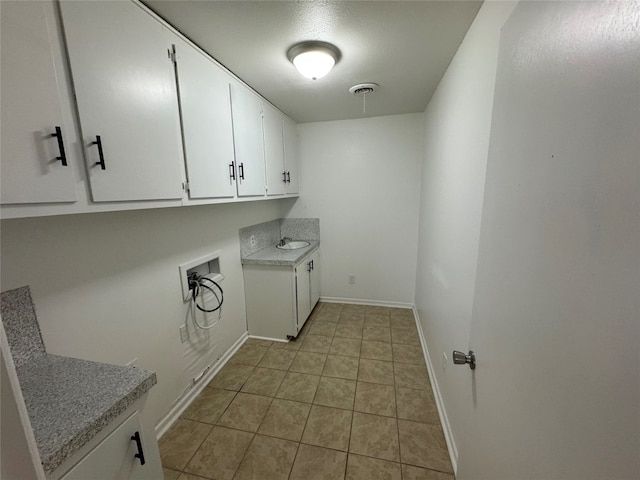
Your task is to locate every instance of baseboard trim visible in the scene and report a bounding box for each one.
[248,335,288,343]
[155,332,248,439]
[320,296,414,309]
[413,307,458,474]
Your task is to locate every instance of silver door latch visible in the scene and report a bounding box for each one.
[452,350,476,370]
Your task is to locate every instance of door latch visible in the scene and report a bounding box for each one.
[452,350,476,370]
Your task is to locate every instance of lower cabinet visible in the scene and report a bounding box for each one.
[59,411,161,480]
[243,250,320,340]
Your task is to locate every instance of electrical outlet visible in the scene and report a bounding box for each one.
[250,235,256,247]
[180,324,188,343]
[348,274,356,284]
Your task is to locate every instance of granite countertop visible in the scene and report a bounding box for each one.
[1,286,157,476]
[17,354,157,475]
[241,240,319,266]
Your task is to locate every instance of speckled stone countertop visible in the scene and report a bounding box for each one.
[241,241,319,266]
[1,286,157,476]
[18,355,156,475]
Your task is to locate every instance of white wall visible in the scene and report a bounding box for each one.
[284,114,424,305]
[457,2,640,478]
[417,1,640,478]
[0,200,284,427]
[413,0,517,469]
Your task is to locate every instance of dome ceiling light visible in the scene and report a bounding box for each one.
[287,41,341,81]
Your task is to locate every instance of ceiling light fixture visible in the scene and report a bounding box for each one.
[287,41,341,81]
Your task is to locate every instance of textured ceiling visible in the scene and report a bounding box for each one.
[143,1,483,123]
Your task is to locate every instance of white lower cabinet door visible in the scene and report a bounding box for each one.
[59,1,184,202]
[0,0,77,205]
[60,412,155,480]
[295,259,311,330]
[173,37,236,199]
[229,83,266,197]
[308,250,320,310]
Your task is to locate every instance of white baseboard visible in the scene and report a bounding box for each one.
[320,296,414,309]
[248,335,288,343]
[413,307,458,475]
[155,332,248,439]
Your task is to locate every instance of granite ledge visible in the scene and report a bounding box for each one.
[241,241,319,266]
[16,354,157,475]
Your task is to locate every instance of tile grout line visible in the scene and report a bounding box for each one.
[165,303,448,479]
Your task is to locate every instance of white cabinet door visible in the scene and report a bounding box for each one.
[295,260,311,331]
[283,118,299,195]
[0,1,77,205]
[173,38,236,199]
[308,250,320,309]
[61,412,158,480]
[263,104,286,197]
[229,83,265,197]
[59,1,184,202]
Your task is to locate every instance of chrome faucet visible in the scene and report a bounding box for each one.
[279,237,292,246]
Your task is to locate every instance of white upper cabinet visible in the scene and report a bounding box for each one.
[229,83,266,197]
[283,118,300,195]
[264,112,299,197]
[59,1,184,202]
[263,103,286,196]
[172,38,236,200]
[1,1,77,205]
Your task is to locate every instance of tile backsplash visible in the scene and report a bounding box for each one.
[239,218,320,257]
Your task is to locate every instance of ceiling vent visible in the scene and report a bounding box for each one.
[349,83,379,114]
[349,83,379,96]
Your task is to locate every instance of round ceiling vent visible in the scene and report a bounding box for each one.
[349,83,379,95]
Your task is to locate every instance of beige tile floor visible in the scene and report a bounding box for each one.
[160,302,455,480]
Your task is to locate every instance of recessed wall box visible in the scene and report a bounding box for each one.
[179,251,224,300]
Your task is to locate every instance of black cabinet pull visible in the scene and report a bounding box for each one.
[229,162,236,180]
[51,126,67,166]
[286,171,291,183]
[282,171,287,183]
[92,135,106,170]
[131,431,146,466]
[310,259,314,270]
[239,163,245,180]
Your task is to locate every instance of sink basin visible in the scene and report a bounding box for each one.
[276,241,310,250]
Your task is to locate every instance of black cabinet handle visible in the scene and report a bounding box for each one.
[92,135,106,170]
[282,171,287,183]
[51,126,67,166]
[131,431,146,466]
[286,171,291,183]
[310,259,314,270]
[239,163,245,180]
[229,162,236,181]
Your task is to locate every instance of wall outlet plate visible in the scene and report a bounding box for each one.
[250,235,256,247]
[348,274,356,284]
